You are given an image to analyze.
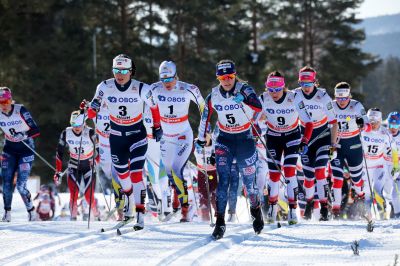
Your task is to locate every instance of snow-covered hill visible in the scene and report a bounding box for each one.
[0,193,399,266]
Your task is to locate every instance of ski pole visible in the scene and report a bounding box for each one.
[75,111,87,224]
[201,147,215,227]
[88,114,98,229]
[307,126,331,147]
[358,129,378,219]
[240,106,287,186]
[21,140,56,172]
[57,168,69,187]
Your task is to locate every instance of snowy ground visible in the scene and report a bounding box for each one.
[0,193,399,266]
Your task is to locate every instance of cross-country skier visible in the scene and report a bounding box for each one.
[88,54,162,230]
[330,82,370,219]
[143,103,172,219]
[197,59,263,239]
[387,112,400,218]
[259,71,313,225]
[53,110,100,220]
[293,66,338,221]
[361,108,398,220]
[194,133,217,222]
[82,99,124,220]
[34,184,56,221]
[150,61,205,222]
[0,87,40,222]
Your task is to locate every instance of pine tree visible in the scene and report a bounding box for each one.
[261,0,379,92]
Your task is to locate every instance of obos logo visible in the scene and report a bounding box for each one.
[0,121,22,127]
[217,104,241,111]
[363,136,370,142]
[214,105,223,111]
[158,96,185,102]
[97,114,109,120]
[118,97,137,103]
[266,108,275,114]
[305,104,321,110]
[108,96,117,103]
[145,118,151,123]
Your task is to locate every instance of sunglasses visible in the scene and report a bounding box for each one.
[336,97,349,101]
[0,99,12,105]
[112,68,130,75]
[217,74,236,81]
[299,82,314,88]
[71,124,83,128]
[389,123,400,129]
[160,77,175,83]
[267,87,283,93]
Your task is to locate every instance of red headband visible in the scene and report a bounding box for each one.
[299,71,316,82]
[265,76,285,88]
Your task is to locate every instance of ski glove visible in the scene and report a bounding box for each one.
[53,172,62,186]
[391,166,400,177]
[356,117,364,129]
[12,132,26,142]
[233,93,245,104]
[80,99,89,110]
[90,99,101,113]
[195,139,206,153]
[329,144,338,160]
[209,152,216,166]
[152,126,163,142]
[298,141,308,155]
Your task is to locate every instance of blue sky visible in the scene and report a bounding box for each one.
[358,0,400,18]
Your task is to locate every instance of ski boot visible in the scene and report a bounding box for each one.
[250,206,264,234]
[319,202,329,221]
[180,204,190,223]
[28,207,36,221]
[266,202,277,224]
[212,214,226,240]
[303,200,314,220]
[2,210,11,222]
[134,208,145,231]
[227,211,236,223]
[288,207,298,225]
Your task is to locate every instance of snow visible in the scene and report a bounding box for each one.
[1,193,399,266]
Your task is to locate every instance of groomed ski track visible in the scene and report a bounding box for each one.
[1,220,400,266]
[1,194,400,265]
